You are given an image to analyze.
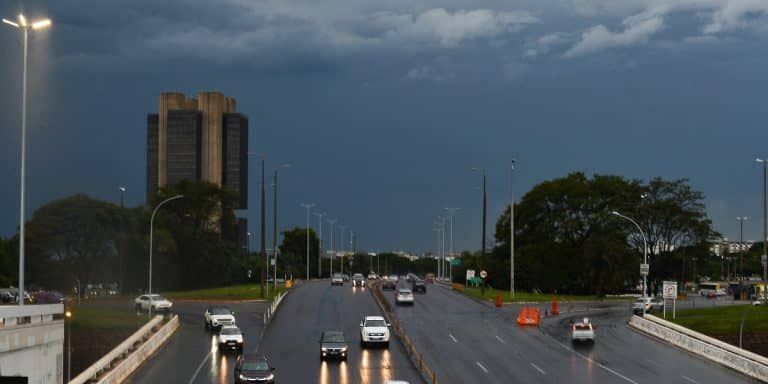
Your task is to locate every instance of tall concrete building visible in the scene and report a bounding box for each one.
[146,91,248,233]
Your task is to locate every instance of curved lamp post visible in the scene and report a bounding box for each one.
[148,195,183,318]
[612,210,649,314]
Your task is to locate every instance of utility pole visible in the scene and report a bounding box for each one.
[757,158,768,302]
[472,168,487,266]
[261,157,267,295]
[737,216,748,287]
[340,225,346,275]
[119,186,126,294]
[444,208,459,282]
[272,164,290,293]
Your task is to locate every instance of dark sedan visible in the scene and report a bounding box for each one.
[320,331,348,360]
[382,280,397,291]
[411,280,426,294]
[234,355,275,383]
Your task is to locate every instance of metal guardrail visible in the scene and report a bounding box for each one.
[371,282,438,384]
[69,315,164,384]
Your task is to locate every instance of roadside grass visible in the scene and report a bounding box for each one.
[164,283,286,301]
[69,306,146,330]
[461,286,632,303]
[671,304,768,334]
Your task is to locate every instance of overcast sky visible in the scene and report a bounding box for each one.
[1,0,768,253]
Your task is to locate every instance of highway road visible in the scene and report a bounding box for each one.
[127,300,268,384]
[384,281,757,384]
[258,279,422,383]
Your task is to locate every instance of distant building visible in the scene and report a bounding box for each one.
[710,240,754,256]
[146,91,248,239]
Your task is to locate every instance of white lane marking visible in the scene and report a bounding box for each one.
[530,362,546,375]
[449,333,458,343]
[551,338,639,384]
[476,361,489,374]
[495,335,506,344]
[187,349,213,384]
[682,375,700,384]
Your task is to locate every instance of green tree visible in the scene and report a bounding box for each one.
[278,227,319,279]
[0,237,11,287]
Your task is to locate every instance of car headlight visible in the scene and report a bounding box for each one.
[321,347,328,351]
[340,346,348,352]
[265,373,274,380]
[238,373,247,380]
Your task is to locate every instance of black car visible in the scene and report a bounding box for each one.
[234,355,275,384]
[320,331,348,360]
[382,280,396,291]
[411,279,427,293]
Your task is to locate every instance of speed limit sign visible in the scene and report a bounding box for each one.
[480,270,488,279]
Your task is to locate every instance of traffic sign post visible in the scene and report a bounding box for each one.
[662,281,678,319]
[480,270,488,279]
[640,263,649,276]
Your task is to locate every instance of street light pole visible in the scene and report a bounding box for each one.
[314,212,325,278]
[444,208,459,282]
[149,194,183,318]
[4,13,52,307]
[301,203,315,279]
[119,186,126,295]
[757,158,768,302]
[340,225,346,275]
[327,219,337,276]
[510,160,516,300]
[272,164,290,293]
[737,217,748,287]
[611,211,649,314]
[472,168,487,266]
[65,310,72,383]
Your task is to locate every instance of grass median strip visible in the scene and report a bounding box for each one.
[461,286,630,303]
[670,304,768,334]
[164,283,286,301]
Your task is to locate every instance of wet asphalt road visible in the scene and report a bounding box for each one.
[384,281,758,384]
[126,300,268,384]
[127,280,422,383]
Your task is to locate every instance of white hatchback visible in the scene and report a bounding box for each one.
[395,289,414,305]
[134,294,173,313]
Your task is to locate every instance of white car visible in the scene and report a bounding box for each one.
[395,289,414,305]
[205,306,236,330]
[571,318,595,343]
[134,294,173,313]
[218,325,244,351]
[360,316,391,347]
[331,273,344,286]
[631,297,652,315]
[367,273,378,280]
[385,381,410,384]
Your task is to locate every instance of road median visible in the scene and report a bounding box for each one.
[370,282,437,384]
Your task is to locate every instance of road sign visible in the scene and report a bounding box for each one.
[663,281,677,299]
[640,263,649,276]
[451,258,462,267]
[270,258,276,266]
[480,270,488,279]
[466,269,475,281]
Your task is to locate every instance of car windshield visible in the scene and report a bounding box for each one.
[333,273,343,278]
[149,295,166,301]
[211,307,231,315]
[242,360,270,371]
[575,324,592,330]
[353,274,363,279]
[221,327,241,335]
[365,319,387,327]
[322,332,345,343]
[399,290,412,294]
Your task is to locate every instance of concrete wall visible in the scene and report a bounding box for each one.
[629,314,768,382]
[96,315,180,384]
[0,304,64,384]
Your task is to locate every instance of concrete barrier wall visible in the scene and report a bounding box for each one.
[96,315,180,384]
[629,314,768,382]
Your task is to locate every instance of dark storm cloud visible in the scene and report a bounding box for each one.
[2,0,768,252]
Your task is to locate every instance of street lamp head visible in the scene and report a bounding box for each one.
[18,14,26,27]
[65,310,72,319]
[610,210,620,216]
[279,163,292,169]
[2,18,19,28]
[119,187,126,192]
[31,19,51,30]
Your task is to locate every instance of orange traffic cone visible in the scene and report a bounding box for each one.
[495,294,502,308]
